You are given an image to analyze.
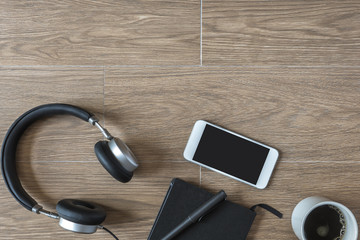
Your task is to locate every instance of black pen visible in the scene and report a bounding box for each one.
[161,190,227,240]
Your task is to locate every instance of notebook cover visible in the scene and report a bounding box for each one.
[148,178,256,240]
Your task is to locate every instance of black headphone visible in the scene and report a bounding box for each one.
[1,103,139,235]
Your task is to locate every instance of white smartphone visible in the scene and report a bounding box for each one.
[183,120,279,189]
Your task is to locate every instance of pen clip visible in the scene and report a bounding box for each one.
[197,194,226,222]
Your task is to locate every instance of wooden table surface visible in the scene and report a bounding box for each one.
[0,1,359,239]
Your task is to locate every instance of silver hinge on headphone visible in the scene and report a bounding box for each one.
[88,116,113,140]
[32,205,59,219]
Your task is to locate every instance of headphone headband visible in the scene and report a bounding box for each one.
[2,103,138,238]
[1,104,94,211]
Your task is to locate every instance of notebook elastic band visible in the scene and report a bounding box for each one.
[250,204,283,218]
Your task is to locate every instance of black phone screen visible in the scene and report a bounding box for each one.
[193,124,270,184]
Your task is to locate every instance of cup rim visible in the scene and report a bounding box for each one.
[300,201,358,239]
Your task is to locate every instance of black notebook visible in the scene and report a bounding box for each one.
[147,178,257,240]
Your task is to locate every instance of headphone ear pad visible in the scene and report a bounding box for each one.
[94,141,133,183]
[56,199,106,225]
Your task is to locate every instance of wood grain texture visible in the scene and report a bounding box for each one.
[105,66,359,238]
[1,0,360,239]
[203,0,360,66]
[0,0,200,65]
[0,68,200,239]
[201,162,360,240]
[105,67,360,165]
[0,68,104,139]
[0,161,199,239]
[0,68,104,239]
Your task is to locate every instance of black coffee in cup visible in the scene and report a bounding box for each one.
[304,205,346,240]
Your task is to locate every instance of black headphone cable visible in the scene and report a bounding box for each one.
[99,225,119,240]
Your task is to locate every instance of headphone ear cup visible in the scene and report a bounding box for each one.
[56,199,106,226]
[94,141,133,183]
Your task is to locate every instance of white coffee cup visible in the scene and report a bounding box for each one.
[291,196,358,240]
